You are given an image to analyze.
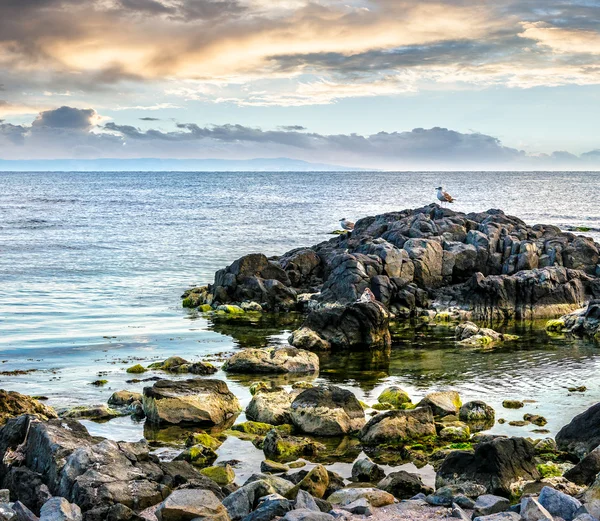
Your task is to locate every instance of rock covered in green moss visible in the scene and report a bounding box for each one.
[524,413,547,426]
[223,347,319,374]
[261,459,290,473]
[417,391,462,417]
[126,364,147,374]
[249,381,269,395]
[372,402,394,411]
[439,421,471,442]
[262,429,324,461]
[216,304,245,314]
[359,407,437,446]
[502,400,524,409]
[143,378,241,426]
[0,389,58,425]
[232,421,276,436]
[62,404,122,421]
[201,464,235,485]
[546,318,566,332]
[377,386,411,408]
[285,464,329,499]
[459,401,495,422]
[455,322,518,347]
[175,443,218,467]
[148,356,217,375]
[108,390,143,406]
[185,432,223,450]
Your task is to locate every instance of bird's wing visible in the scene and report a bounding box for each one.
[346,221,355,229]
[443,191,454,202]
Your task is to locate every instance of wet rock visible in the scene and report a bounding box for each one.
[243,494,293,521]
[246,389,300,426]
[261,460,290,474]
[285,465,329,499]
[108,391,143,407]
[289,385,365,436]
[62,405,122,421]
[288,329,331,352]
[502,400,524,409]
[200,465,235,486]
[262,430,324,461]
[295,490,319,512]
[436,437,540,496]
[564,446,600,485]
[439,421,471,442]
[520,497,552,521]
[224,347,319,374]
[473,495,511,517]
[359,407,436,445]
[155,489,229,521]
[149,356,218,376]
[174,444,218,467]
[556,402,600,458]
[39,498,82,521]
[377,387,411,408]
[539,485,581,521]
[0,390,57,425]
[459,401,495,425]
[222,480,276,521]
[350,458,385,483]
[417,391,461,417]
[126,364,147,374]
[377,471,432,499]
[327,488,394,507]
[143,379,241,426]
[340,498,372,516]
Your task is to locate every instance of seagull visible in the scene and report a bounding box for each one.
[436,186,455,205]
[340,218,355,232]
[358,287,376,303]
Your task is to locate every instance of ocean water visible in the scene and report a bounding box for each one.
[1,170,600,483]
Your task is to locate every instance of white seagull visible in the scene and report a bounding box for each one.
[358,287,376,303]
[340,218,355,232]
[436,186,455,205]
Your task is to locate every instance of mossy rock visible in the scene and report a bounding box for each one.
[185,432,223,450]
[358,401,369,410]
[291,381,314,390]
[90,379,108,386]
[199,304,213,312]
[250,382,269,396]
[175,444,218,467]
[502,400,524,409]
[545,319,565,333]
[126,364,147,374]
[216,305,245,314]
[232,421,275,436]
[524,414,547,426]
[537,462,562,478]
[378,386,411,408]
[439,423,471,442]
[372,402,394,411]
[200,464,235,485]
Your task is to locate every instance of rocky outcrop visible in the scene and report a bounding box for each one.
[289,385,365,436]
[436,437,540,497]
[0,390,57,425]
[223,347,319,374]
[143,379,241,426]
[556,402,600,458]
[555,300,600,338]
[359,407,436,445]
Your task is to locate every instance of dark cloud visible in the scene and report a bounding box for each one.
[279,125,307,131]
[140,117,161,121]
[119,0,174,15]
[32,106,96,130]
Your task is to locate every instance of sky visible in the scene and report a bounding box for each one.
[0,0,599,170]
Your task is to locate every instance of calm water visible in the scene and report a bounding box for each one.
[1,171,600,483]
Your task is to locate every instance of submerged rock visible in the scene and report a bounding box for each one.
[143,378,241,426]
[108,390,143,407]
[289,385,365,436]
[223,347,319,374]
[61,405,122,422]
[149,356,218,375]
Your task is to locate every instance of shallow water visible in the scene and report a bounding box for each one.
[1,171,600,485]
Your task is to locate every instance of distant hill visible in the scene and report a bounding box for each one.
[0,157,365,172]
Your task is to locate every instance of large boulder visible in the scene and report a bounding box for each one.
[143,379,241,426]
[403,238,444,288]
[223,347,319,374]
[556,402,600,458]
[359,407,436,445]
[436,437,540,497]
[0,390,57,425]
[246,388,300,425]
[289,385,365,436]
[417,391,461,417]
[262,429,324,461]
[564,446,600,485]
[295,301,391,350]
[377,471,432,499]
[155,489,230,521]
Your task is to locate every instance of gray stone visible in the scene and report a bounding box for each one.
[39,498,82,521]
[451,503,471,521]
[472,513,522,521]
[520,497,553,521]
[155,489,230,521]
[0,492,9,504]
[538,486,581,521]
[281,510,335,521]
[327,488,394,507]
[295,491,319,512]
[223,480,275,521]
[242,494,293,521]
[340,499,372,516]
[473,495,511,517]
[12,502,38,521]
[0,504,16,521]
[351,458,385,483]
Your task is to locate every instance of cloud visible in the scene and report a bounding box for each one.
[1,105,599,170]
[140,116,160,121]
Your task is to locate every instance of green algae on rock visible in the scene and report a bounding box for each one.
[126,364,147,374]
[377,386,411,408]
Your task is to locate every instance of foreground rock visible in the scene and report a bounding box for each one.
[289,385,365,436]
[143,379,241,426]
[0,390,57,425]
[223,347,319,374]
[556,401,600,458]
[155,489,229,521]
[436,437,540,496]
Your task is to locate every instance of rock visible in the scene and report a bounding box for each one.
[455,322,515,346]
[223,480,275,521]
[39,498,82,521]
[62,405,122,421]
[581,473,600,518]
[377,471,432,499]
[289,385,365,436]
[155,489,230,521]
[126,364,147,374]
[12,502,39,521]
[350,458,385,483]
[340,498,372,516]
[417,391,461,417]
[285,465,329,499]
[327,488,395,507]
[262,429,324,461]
[261,460,290,474]
[359,407,436,445]
[436,437,540,496]
[143,379,241,426]
[459,401,495,423]
[174,444,218,467]
[451,503,471,521]
[502,400,524,409]
[0,504,16,521]
[232,421,277,436]
[564,446,600,485]
[377,387,411,408]
[296,301,391,350]
[108,391,143,407]
[288,329,331,352]
[246,389,299,425]
[295,490,319,512]
[556,402,600,458]
[186,432,223,450]
[200,465,235,486]
[149,356,218,376]
[0,390,57,425]
[243,494,293,521]
[439,422,471,442]
[244,473,296,497]
[472,513,521,521]
[520,497,552,521]
[473,495,511,517]
[538,486,581,521]
[281,510,334,521]
[573,515,598,521]
[223,348,319,374]
[404,238,443,288]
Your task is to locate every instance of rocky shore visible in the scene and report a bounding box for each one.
[2,205,600,521]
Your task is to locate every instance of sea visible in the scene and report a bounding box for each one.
[1,170,600,483]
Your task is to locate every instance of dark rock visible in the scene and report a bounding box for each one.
[13,502,39,521]
[557,403,600,458]
[538,485,581,521]
[564,446,600,485]
[242,494,293,521]
[223,480,276,521]
[473,495,511,517]
[350,458,385,483]
[377,471,432,499]
[39,497,82,521]
[436,437,540,497]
